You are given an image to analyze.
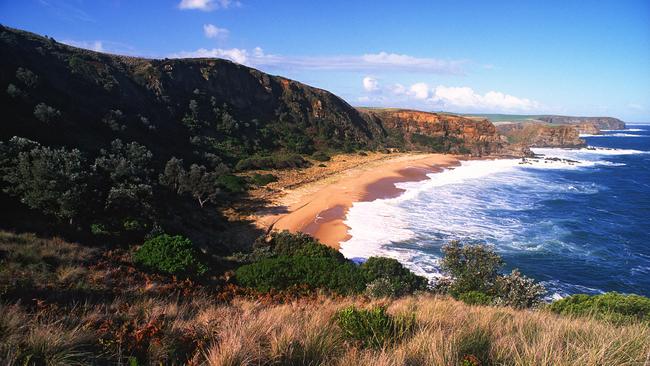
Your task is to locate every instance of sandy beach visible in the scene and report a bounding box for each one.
[256,153,460,248]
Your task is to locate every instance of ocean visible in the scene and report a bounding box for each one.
[341,124,650,298]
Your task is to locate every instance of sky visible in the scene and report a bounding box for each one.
[1,0,649,121]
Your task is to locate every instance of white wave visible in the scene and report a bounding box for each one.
[341,154,608,264]
[532,147,648,160]
[601,128,644,132]
[581,133,647,137]
[542,280,605,300]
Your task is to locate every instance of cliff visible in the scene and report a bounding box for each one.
[496,123,585,148]
[537,116,626,130]
[359,108,511,156]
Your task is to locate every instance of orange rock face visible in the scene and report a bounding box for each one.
[359,109,509,156]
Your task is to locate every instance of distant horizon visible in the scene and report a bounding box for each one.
[2,0,648,121]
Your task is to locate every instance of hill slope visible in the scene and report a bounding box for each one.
[0,25,514,251]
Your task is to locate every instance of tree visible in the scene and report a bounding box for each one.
[159,157,186,193]
[439,241,504,295]
[102,109,125,131]
[1,138,89,224]
[16,67,38,88]
[93,139,155,232]
[94,139,153,184]
[181,99,202,131]
[33,103,61,123]
[179,164,221,208]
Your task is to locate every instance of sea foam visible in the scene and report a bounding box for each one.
[340,146,637,284]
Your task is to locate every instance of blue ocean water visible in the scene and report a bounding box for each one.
[341,124,650,298]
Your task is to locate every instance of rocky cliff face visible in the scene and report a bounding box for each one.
[538,116,626,130]
[359,109,514,156]
[497,123,585,148]
[573,123,601,134]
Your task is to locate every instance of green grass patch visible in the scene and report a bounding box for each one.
[549,292,650,324]
[336,306,416,348]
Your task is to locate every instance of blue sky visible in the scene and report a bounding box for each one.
[2,0,649,121]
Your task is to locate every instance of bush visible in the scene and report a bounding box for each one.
[249,173,278,186]
[261,231,345,261]
[549,292,650,324]
[235,255,365,294]
[33,102,61,123]
[360,257,428,297]
[440,241,503,295]
[133,234,207,277]
[365,277,398,298]
[457,291,494,306]
[311,151,330,162]
[336,306,415,348]
[439,241,545,309]
[495,269,546,309]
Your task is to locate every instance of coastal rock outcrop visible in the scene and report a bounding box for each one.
[359,109,514,156]
[538,116,626,130]
[497,123,585,148]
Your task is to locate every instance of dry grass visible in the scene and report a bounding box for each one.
[1,294,649,365]
[1,231,649,365]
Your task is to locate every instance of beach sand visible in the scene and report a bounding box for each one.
[257,153,460,248]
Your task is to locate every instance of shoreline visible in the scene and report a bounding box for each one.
[258,153,461,248]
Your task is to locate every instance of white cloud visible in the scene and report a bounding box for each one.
[178,0,241,11]
[203,24,229,39]
[169,47,464,74]
[409,82,429,100]
[359,81,540,113]
[362,76,379,92]
[430,86,539,111]
[171,48,249,64]
[62,39,103,52]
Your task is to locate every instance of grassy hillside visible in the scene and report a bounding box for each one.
[1,231,648,365]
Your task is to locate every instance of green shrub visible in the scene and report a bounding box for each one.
[261,231,345,261]
[439,241,545,309]
[549,292,650,324]
[217,174,247,193]
[311,151,331,162]
[249,173,278,186]
[365,277,398,298]
[235,256,364,294]
[133,234,207,277]
[457,291,494,306]
[360,257,428,296]
[336,306,415,348]
[440,241,504,295]
[495,269,546,309]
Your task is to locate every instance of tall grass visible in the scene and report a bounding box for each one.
[1,295,648,365]
[1,231,649,365]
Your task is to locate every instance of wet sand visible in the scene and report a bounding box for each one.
[259,154,460,248]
